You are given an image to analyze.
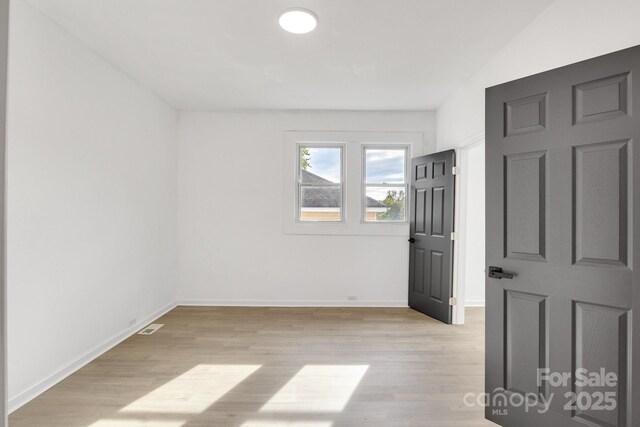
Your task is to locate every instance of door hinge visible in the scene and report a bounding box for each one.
[450,232,457,241]
[449,297,457,306]
[452,166,459,175]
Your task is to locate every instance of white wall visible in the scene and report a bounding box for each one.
[177,111,435,305]
[437,0,640,150]
[6,0,178,411]
[0,0,7,423]
[437,0,640,311]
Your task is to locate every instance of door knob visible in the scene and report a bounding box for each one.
[488,266,514,280]
[408,237,415,243]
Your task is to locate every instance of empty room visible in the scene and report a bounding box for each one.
[0,0,639,426]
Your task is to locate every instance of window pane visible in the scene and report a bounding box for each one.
[300,185,342,222]
[365,186,406,222]
[300,146,342,183]
[365,149,405,184]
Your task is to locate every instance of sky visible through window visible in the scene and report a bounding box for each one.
[365,149,405,184]
[305,147,341,182]
[307,147,340,183]
[366,148,405,201]
[303,147,406,202]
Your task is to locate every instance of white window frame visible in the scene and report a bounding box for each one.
[283,131,422,236]
[361,145,410,224]
[296,143,346,223]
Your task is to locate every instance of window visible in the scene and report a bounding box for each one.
[297,144,344,222]
[363,147,408,222]
[284,131,419,236]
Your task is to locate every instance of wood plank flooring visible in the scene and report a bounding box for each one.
[10,307,494,427]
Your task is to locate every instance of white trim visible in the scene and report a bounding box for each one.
[177,300,408,308]
[451,148,463,325]
[361,144,410,224]
[296,143,346,223]
[451,135,485,325]
[465,299,486,307]
[300,207,341,212]
[456,130,485,150]
[283,131,422,236]
[299,207,387,214]
[8,301,177,414]
[452,138,485,325]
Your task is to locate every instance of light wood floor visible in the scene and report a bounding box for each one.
[10,307,495,427]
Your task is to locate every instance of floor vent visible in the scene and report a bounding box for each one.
[137,323,164,335]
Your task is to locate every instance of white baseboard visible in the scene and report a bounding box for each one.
[177,299,408,308]
[465,300,486,307]
[8,301,177,414]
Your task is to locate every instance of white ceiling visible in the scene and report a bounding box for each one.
[27,0,555,110]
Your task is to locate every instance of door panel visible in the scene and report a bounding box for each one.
[573,302,630,427]
[431,187,445,236]
[573,73,629,124]
[415,189,426,234]
[408,150,455,323]
[504,150,547,260]
[573,140,629,266]
[486,45,640,426]
[504,291,547,398]
[428,250,444,301]
[504,92,548,136]
[412,248,425,294]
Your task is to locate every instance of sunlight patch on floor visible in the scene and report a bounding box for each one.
[119,364,261,414]
[260,365,369,413]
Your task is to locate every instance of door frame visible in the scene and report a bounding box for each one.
[451,132,484,324]
[0,0,9,425]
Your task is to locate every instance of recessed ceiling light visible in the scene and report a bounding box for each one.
[279,8,318,34]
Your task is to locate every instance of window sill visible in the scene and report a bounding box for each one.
[283,221,410,236]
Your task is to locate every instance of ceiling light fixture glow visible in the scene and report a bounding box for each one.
[279,8,318,34]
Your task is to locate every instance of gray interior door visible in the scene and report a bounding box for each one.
[486,45,640,426]
[408,150,455,324]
